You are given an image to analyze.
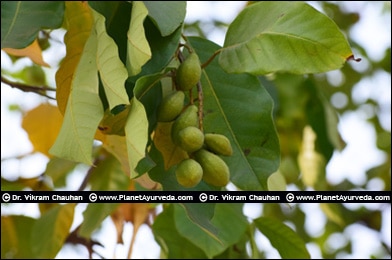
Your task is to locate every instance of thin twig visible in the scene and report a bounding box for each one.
[1,75,56,99]
[196,81,203,132]
[201,49,221,69]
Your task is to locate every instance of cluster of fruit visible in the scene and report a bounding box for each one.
[156,51,232,188]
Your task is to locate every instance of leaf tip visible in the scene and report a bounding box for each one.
[346,54,361,62]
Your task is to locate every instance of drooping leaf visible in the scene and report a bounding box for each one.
[143,1,186,36]
[125,97,149,178]
[49,29,104,165]
[1,215,36,259]
[1,1,64,49]
[93,9,129,109]
[152,204,208,259]
[78,154,130,239]
[127,1,152,76]
[175,203,248,258]
[31,203,75,259]
[56,1,94,114]
[3,39,49,67]
[254,217,310,259]
[190,37,280,190]
[21,103,63,157]
[220,1,354,75]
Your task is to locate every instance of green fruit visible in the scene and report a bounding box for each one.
[175,159,203,188]
[204,133,233,156]
[194,149,230,187]
[177,126,204,153]
[176,52,201,91]
[157,91,185,122]
[171,105,198,144]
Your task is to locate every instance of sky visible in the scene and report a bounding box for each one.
[1,1,390,259]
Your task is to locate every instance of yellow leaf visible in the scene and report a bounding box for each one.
[22,103,63,157]
[102,135,130,176]
[3,39,50,67]
[55,1,93,115]
[153,122,188,170]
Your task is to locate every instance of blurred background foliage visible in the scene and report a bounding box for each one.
[1,1,390,259]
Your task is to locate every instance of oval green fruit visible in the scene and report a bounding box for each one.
[177,126,204,153]
[157,91,185,122]
[176,52,201,91]
[194,149,230,187]
[171,105,198,145]
[204,133,233,156]
[175,159,203,188]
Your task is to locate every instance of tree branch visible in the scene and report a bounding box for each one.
[1,75,56,99]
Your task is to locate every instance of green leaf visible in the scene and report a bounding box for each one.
[220,1,353,75]
[152,204,208,259]
[31,203,75,259]
[175,203,249,258]
[254,217,310,259]
[1,215,35,259]
[127,1,152,76]
[1,2,65,48]
[125,97,149,178]
[190,37,280,190]
[44,157,78,188]
[93,9,129,109]
[49,29,104,165]
[79,154,130,238]
[143,1,186,36]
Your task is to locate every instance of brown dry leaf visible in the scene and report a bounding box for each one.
[3,39,50,67]
[21,103,63,157]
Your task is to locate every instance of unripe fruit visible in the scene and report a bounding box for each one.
[171,105,198,145]
[204,133,233,156]
[175,159,203,188]
[194,149,230,187]
[177,126,204,153]
[176,52,201,91]
[157,91,185,122]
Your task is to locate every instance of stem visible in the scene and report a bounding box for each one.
[196,81,203,132]
[201,49,222,69]
[1,75,56,99]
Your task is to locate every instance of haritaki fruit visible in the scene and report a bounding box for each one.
[157,91,185,122]
[194,149,230,187]
[171,105,198,145]
[204,133,233,156]
[176,52,201,91]
[177,126,204,153]
[175,159,203,188]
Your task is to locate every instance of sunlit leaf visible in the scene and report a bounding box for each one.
[44,157,78,188]
[31,203,75,259]
[254,217,310,259]
[49,29,103,165]
[220,1,353,75]
[143,1,186,36]
[93,9,129,109]
[1,215,35,259]
[1,1,64,49]
[22,103,63,157]
[56,1,94,114]
[3,39,49,67]
[125,98,149,178]
[127,1,152,76]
